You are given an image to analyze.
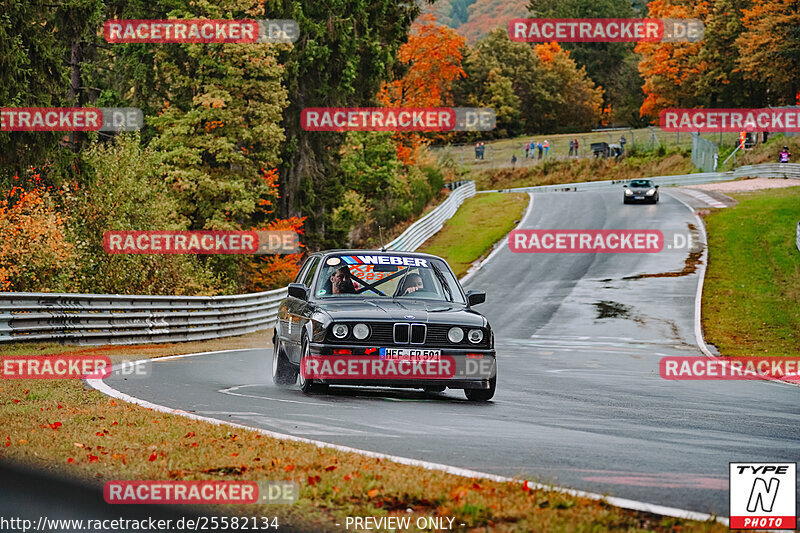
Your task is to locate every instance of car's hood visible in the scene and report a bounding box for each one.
[315,299,486,327]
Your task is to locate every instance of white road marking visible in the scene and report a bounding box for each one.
[679,188,727,208]
[219,384,330,406]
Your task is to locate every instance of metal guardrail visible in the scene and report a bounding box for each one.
[385,181,476,252]
[732,163,800,179]
[1,181,476,346]
[0,289,287,345]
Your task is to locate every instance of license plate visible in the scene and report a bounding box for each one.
[379,348,441,360]
[634,196,644,200]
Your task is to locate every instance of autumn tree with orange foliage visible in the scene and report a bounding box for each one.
[0,184,76,292]
[244,168,306,292]
[636,0,710,118]
[378,15,466,164]
[736,0,800,105]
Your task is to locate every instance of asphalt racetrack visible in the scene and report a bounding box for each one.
[104,190,800,518]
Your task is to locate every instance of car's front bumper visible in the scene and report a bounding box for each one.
[307,342,496,390]
[625,192,657,202]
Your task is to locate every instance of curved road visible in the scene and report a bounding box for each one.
[104,190,800,517]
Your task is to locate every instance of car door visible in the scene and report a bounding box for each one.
[285,255,320,362]
[279,256,313,348]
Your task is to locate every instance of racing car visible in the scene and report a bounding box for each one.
[623,179,660,204]
[272,250,496,401]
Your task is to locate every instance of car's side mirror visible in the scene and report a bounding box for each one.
[466,290,486,306]
[622,184,628,188]
[287,283,308,301]
[655,185,660,188]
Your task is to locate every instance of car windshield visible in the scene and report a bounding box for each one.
[629,180,654,188]
[314,254,465,303]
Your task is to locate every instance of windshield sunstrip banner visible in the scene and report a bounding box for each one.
[338,255,429,267]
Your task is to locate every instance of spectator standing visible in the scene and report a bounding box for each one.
[525,142,530,159]
[569,139,575,156]
[474,142,480,160]
[537,141,543,159]
[619,135,627,154]
[779,146,791,163]
[511,154,517,167]
[543,139,550,157]
[573,138,579,157]
[479,142,485,160]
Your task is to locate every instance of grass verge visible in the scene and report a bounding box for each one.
[0,376,725,532]
[702,186,800,356]
[470,151,693,192]
[417,193,529,278]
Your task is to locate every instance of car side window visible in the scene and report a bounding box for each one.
[301,256,320,288]
[294,256,314,284]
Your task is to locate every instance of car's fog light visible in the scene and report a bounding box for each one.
[448,327,464,343]
[332,324,349,339]
[468,329,484,343]
[353,323,370,340]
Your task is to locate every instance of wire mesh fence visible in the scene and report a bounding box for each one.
[430,127,755,173]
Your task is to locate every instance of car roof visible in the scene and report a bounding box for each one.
[313,249,447,261]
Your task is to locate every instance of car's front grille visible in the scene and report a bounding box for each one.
[392,323,426,344]
[327,322,489,348]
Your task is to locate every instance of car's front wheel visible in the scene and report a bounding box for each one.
[272,335,298,386]
[464,377,496,402]
[298,334,328,394]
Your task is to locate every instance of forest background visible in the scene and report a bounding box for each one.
[1,0,797,294]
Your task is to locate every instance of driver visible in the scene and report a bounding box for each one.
[327,266,357,294]
[399,273,425,296]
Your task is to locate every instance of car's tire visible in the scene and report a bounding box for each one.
[423,386,446,394]
[272,335,297,386]
[464,377,495,402]
[298,334,329,394]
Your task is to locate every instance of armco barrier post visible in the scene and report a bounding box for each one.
[796,221,800,253]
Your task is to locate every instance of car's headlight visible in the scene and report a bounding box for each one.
[467,329,484,344]
[447,327,464,343]
[646,188,656,195]
[624,189,633,196]
[353,323,370,340]
[332,324,349,339]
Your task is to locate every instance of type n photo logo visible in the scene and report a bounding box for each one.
[729,462,796,530]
